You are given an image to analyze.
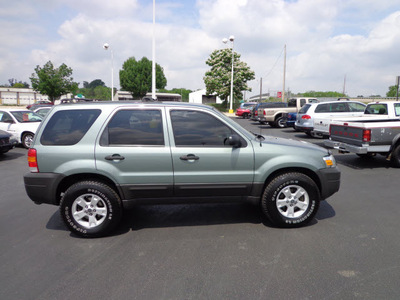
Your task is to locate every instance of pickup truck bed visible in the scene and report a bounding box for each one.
[325,118,400,167]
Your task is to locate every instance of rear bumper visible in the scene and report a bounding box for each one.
[24,173,65,205]
[324,140,390,154]
[295,124,313,132]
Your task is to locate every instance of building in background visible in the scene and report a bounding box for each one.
[188,89,223,104]
[0,88,49,106]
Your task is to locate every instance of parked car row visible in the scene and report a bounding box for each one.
[0,129,17,154]
[0,108,43,149]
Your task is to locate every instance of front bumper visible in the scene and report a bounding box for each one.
[317,167,341,200]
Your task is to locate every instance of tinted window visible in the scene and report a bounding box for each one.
[288,99,297,107]
[101,109,163,146]
[365,104,388,115]
[0,112,14,123]
[41,109,101,145]
[314,104,329,113]
[348,102,366,112]
[298,104,312,114]
[170,110,243,147]
[395,103,400,116]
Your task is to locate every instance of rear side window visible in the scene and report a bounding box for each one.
[314,104,329,113]
[100,109,164,146]
[41,109,101,145]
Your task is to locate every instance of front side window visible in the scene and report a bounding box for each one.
[100,109,164,146]
[288,99,297,107]
[170,110,243,147]
[41,109,101,145]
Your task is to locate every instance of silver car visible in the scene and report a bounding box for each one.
[295,101,366,137]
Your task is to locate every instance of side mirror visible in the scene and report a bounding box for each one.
[226,134,241,148]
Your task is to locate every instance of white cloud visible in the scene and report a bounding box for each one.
[1,0,400,98]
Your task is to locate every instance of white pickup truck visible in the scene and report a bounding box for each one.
[324,101,400,167]
[258,97,318,128]
[314,101,398,137]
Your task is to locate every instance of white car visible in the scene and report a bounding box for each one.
[0,108,42,148]
[295,101,367,138]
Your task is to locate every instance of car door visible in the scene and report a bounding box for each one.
[95,108,173,199]
[167,108,255,198]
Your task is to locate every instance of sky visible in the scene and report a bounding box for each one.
[1,0,400,98]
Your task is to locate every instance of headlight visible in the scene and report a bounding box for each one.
[323,153,336,168]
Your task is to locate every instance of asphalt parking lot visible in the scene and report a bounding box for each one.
[1,117,400,300]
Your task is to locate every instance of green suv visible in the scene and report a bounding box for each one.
[24,102,340,237]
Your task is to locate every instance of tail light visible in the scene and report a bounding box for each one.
[301,115,311,119]
[255,111,258,116]
[362,129,371,142]
[263,110,266,115]
[27,148,39,172]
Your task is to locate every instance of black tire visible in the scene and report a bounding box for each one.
[22,132,34,149]
[274,116,286,128]
[242,113,248,119]
[261,172,320,227]
[390,144,400,168]
[60,181,122,238]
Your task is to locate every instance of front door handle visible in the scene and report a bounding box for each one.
[105,154,125,161]
[180,154,199,161]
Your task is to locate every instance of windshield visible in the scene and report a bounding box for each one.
[11,111,42,122]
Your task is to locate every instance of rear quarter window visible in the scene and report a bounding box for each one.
[40,109,101,145]
[298,104,312,114]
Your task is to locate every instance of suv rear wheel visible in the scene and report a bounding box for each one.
[60,181,122,238]
[261,172,320,227]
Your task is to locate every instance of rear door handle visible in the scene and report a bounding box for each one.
[105,154,125,161]
[180,154,199,161]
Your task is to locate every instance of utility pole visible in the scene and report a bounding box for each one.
[259,77,262,102]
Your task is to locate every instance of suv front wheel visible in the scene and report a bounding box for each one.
[60,181,122,238]
[261,172,320,227]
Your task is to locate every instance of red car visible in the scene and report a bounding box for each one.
[235,102,257,118]
[26,100,53,110]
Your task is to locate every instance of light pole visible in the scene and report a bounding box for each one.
[223,35,235,113]
[152,0,156,100]
[103,43,114,101]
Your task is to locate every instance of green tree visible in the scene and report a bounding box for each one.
[30,61,78,102]
[204,48,255,105]
[8,78,29,88]
[386,85,399,97]
[300,91,346,98]
[119,57,167,99]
